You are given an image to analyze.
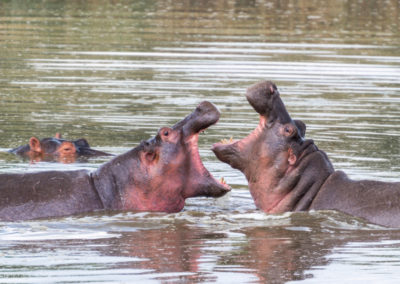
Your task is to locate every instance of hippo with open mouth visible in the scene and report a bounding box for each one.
[0,101,230,221]
[212,81,400,227]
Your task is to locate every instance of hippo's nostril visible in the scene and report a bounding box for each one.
[140,140,150,147]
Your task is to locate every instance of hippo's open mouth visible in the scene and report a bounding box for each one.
[188,132,232,197]
[174,101,231,198]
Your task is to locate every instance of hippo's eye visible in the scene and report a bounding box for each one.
[159,127,172,140]
[283,125,294,136]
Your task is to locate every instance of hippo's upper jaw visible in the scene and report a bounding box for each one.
[245,81,292,125]
[93,101,231,214]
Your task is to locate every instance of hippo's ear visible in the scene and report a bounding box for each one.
[294,120,306,138]
[54,133,62,139]
[29,137,42,153]
[74,138,90,148]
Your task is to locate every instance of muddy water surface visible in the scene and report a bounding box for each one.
[1,0,400,283]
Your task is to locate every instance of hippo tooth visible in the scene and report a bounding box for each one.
[220,137,234,144]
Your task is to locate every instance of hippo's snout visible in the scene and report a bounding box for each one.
[173,101,220,137]
[246,81,277,116]
[246,81,292,124]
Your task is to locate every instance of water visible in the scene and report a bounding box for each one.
[1,0,400,282]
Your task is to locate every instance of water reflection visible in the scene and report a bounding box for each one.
[113,225,213,282]
[3,212,400,283]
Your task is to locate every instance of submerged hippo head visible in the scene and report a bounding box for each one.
[212,81,325,212]
[9,133,111,163]
[93,101,231,213]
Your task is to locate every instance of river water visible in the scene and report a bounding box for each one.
[1,0,400,283]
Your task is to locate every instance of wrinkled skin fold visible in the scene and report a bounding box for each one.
[0,101,230,221]
[212,81,400,227]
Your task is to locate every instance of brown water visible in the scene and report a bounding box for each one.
[1,0,400,283]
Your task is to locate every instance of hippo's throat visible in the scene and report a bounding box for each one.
[250,141,334,213]
[122,184,186,213]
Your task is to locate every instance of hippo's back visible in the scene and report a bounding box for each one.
[0,170,103,221]
[312,171,400,227]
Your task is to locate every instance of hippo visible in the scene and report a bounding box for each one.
[212,81,400,227]
[0,101,230,221]
[9,133,112,163]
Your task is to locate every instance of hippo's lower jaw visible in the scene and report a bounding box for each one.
[212,140,241,170]
[212,118,265,174]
